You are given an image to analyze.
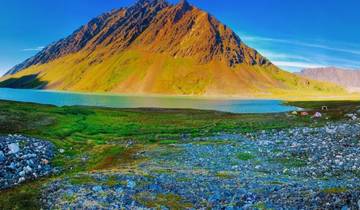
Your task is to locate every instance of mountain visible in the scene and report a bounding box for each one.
[298,67,360,92]
[0,0,344,97]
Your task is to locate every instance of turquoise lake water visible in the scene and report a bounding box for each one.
[0,88,297,113]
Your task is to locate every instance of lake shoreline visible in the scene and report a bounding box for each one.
[0,88,298,114]
[0,87,359,101]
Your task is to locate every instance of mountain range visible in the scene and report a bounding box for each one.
[0,0,343,97]
[298,67,360,93]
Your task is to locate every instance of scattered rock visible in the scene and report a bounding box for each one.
[127,180,136,189]
[24,166,32,174]
[325,127,337,134]
[42,122,360,209]
[0,135,56,190]
[345,113,358,121]
[91,185,103,192]
[19,171,25,177]
[0,151,5,162]
[8,143,20,154]
[18,177,25,183]
[41,159,49,165]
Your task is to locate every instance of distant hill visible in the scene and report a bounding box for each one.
[298,67,360,92]
[0,0,344,97]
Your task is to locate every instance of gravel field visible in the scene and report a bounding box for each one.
[0,135,55,190]
[41,121,360,209]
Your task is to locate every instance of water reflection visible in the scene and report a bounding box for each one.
[0,88,297,113]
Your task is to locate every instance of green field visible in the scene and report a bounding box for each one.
[0,99,359,209]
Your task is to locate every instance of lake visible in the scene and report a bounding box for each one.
[0,88,297,114]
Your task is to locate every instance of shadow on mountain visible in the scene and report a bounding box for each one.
[0,74,48,89]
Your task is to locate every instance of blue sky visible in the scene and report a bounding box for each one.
[0,0,359,75]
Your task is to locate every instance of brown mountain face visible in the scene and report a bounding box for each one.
[132,0,269,66]
[1,0,343,96]
[5,0,171,75]
[298,67,360,92]
[6,0,268,76]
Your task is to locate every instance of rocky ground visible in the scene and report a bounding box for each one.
[41,120,360,209]
[0,135,56,190]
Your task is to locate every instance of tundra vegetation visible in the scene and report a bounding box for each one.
[0,100,360,209]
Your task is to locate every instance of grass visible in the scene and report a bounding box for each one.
[0,99,359,208]
[253,202,267,210]
[90,145,125,170]
[158,140,178,145]
[270,157,307,168]
[287,100,360,121]
[237,152,255,161]
[104,176,119,187]
[216,171,235,179]
[69,175,98,185]
[0,180,44,210]
[134,192,193,209]
[321,187,348,194]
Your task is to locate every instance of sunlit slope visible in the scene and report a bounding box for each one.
[0,47,344,97]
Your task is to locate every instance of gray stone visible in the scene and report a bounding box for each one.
[8,143,20,154]
[115,187,123,193]
[24,166,32,174]
[127,180,136,189]
[92,185,103,192]
[8,162,16,170]
[0,135,55,190]
[18,177,25,183]
[0,151,5,162]
[341,206,349,210]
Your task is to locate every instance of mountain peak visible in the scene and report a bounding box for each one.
[142,0,169,7]
[176,0,192,10]
[4,0,270,76]
[178,0,190,7]
[136,0,167,5]
[1,0,344,96]
[134,0,170,10]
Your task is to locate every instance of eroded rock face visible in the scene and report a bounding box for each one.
[134,0,269,66]
[0,135,56,190]
[5,0,269,76]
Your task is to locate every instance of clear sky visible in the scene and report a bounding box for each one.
[0,0,359,75]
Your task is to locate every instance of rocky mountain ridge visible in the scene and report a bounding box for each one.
[0,0,343,96]
[298,67,360,92]
[5,0,268,76]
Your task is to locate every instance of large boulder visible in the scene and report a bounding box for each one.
[8,143,20,154]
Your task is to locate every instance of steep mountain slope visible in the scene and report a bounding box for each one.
[1,0,344,97]
[5,0,170,75]
[298,67,360,92]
